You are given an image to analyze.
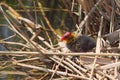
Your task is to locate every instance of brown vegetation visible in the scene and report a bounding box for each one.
[0,0,120,80]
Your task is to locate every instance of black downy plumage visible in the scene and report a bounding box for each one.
[61,32,96,52]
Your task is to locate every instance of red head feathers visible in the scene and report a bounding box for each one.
[61,32,71,41]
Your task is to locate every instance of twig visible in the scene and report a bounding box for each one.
[0,40,30,48]
[17,0,34,21]
[38,2,61,38]
[96,70,115,79]
[0,34,16,41]
[115,56,119,79]
[77,0,103,35]
[13,61,89,79]
[100,62,120,70]
[71,0,74,11]
[52,56,85,76]
[0,71,27,76]
[0,51,120,56]
[50,56,73,72]
[109,0,115,33]
[16,57,41,63]
[50,57,64,80]
[89,16,104,80]
[65,57,87,72]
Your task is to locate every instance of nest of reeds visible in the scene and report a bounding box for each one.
[0,0,120,80]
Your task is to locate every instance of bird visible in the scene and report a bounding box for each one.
[61,32,96,52]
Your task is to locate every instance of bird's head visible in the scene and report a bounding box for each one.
[61,32,71,41]
[61,32,77,43]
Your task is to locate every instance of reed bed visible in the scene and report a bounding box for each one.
[0,0,120,80]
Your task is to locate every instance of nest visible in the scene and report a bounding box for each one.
[0,0,120,80]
